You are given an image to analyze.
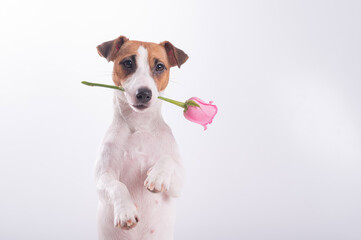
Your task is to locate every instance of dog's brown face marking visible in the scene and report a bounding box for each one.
[112,41,171,91]
[97,36,188,92]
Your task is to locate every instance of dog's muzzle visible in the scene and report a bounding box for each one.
[136,87,152,104]
[133,87,152,110]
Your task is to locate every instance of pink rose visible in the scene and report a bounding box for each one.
[184,97,218,130]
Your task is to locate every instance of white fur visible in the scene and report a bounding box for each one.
[95,46,184,240]
[123,47,159,112]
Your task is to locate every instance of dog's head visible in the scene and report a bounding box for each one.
[97,36,188,112]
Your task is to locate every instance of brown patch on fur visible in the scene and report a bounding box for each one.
[146,42,171,91]
[96,36,128,62]
[112,41,142,87]
[161,41,189,68]
[112,41,172,91]
[97,36,188,92]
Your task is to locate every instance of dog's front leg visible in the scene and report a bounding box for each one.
[144,156,184,197]
[97,172,139,229]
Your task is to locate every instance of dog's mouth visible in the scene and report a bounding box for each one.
[132,104,148,110]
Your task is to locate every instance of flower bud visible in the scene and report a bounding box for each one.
[184,97,218,130]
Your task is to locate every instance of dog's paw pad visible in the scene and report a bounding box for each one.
[113,204,139,230]
[144,168,171,193]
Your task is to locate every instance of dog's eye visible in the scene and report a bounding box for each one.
[155,63,165,72]
[122,60,133,69]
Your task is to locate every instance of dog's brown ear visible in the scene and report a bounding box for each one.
[161,41,188,68]
[97,36,129,62]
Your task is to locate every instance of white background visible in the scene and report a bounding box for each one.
[1,0,361,239]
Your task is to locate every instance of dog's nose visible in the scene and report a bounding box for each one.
[136,88,152,104]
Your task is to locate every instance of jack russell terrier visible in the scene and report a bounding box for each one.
[94,35,188,240]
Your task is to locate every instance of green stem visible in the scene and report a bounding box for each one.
[81,81,186,109]
[81,81,125,91]
[157,96,186,108]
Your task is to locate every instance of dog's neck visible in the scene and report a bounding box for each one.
[113,91,163,132]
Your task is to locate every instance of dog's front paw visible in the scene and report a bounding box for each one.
[113,202,139,230]
[144,167,172,193]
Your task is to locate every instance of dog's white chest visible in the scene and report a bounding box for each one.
[125,130,158,159]
[120,130,159,181]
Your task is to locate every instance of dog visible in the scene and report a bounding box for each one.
[94,35,188,240]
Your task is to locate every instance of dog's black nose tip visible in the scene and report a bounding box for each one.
[136,88,152,103]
